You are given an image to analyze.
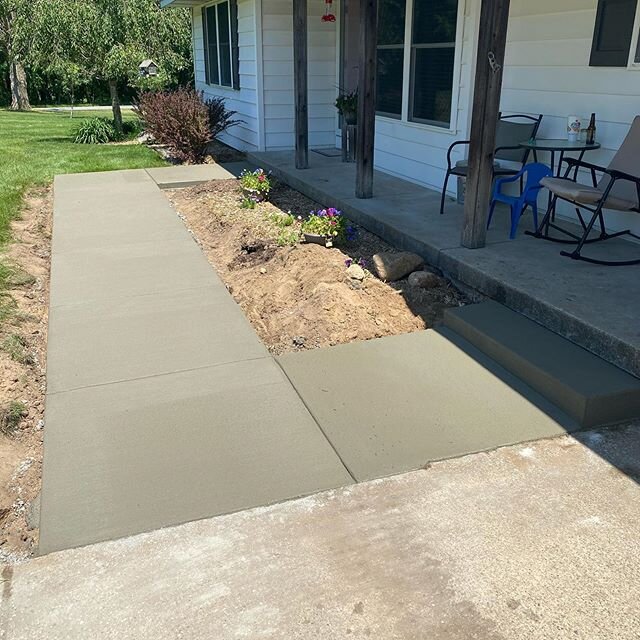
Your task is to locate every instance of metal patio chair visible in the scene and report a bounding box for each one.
[440,113,543,215]
[528,116,640,266]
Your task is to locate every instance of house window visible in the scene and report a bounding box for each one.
[409,0,458,127]
[375,0,460,128]
[203,0,240,88]
[590,0,638,67]
[376,0,406,118]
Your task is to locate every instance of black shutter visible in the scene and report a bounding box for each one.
[590,0,638,67]
[202,7,210,84]
[230,0,240,89]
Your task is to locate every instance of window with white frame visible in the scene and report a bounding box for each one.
[589,0,638,67]
[202,0,240,88]
[376,0,460,128]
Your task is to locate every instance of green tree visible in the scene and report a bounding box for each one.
[0,0,37,110]
[36,0,191,132]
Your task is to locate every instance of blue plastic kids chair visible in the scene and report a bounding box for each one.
[487,162,552,239]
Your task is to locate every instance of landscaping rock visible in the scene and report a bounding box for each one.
[372,252,423,282]
[346,264,365,281]
[408,271,443,289]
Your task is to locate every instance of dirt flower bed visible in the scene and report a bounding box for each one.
[167,179,468,355]
[0,187,51,562]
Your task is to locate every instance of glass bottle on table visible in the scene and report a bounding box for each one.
[586,114,596,145]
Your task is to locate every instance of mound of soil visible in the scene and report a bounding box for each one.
[167,180,468,355]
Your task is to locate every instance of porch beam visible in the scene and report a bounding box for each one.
[461,0,510,248]
[293,0,309,169]
[355,0,377,198]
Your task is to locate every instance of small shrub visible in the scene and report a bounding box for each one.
[240,168,272,208]
[73,117,117,144]
[1,334,33,365]
[1,401,27,436]
[134,89,241,163]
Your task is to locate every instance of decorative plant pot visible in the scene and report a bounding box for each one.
[304,232,333,248]
[342,110,357,126]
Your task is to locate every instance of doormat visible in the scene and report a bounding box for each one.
[312,148,342,157]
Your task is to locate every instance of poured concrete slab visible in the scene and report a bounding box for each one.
[39,358,352,554]
[47,286,266,393]
[146,162,249,189]
[49,240,224,307]
[445,301,640,426]
[7,426,640,640]
[278,330,577,481]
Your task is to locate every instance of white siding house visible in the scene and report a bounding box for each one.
[165,0,640,234]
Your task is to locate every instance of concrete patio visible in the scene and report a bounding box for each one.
[248,150,640,378]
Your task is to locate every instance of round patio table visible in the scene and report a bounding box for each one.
[519,139,601,214]
[519,138,601,178]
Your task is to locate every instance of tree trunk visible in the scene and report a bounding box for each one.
[9,60,31,111]
[109,80,123,134]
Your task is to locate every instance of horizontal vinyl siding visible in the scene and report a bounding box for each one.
[262,0,337,150]
[501,0,640,234]
[193,0,260,150]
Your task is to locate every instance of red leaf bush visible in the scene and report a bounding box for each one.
[135,89,240,163]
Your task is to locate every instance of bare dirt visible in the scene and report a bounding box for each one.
[0,187,51,562]
[167,179,469,355]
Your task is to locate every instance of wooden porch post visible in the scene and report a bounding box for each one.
[355,0,377,198]
[293,0,309,169]
[461,0,510,248]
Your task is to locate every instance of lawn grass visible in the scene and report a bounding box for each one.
[0,109,166,246]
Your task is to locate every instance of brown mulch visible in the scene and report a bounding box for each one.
[167,179,469,355]
[0,187,51,562]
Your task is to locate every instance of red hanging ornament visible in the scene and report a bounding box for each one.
[321,0,336,22]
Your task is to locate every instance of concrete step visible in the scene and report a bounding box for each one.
[443,301,640,428]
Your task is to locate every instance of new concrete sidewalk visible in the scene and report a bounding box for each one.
[41,165,590,554]
[40,168,351,554]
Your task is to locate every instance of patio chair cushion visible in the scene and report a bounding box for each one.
[540,177,638,212]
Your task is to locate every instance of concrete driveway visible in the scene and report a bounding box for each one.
[3,425,639,639]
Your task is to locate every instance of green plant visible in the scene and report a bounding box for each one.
[240,169,272,208]
[335,89,358,117]
[1,401,27,436]
[277,228,301,246]
[134,89,240,163]
[302,208,348,245]
[1,333,33,365]
[121,117,143,139]
[73,117,117,144]
[268,211,295,228]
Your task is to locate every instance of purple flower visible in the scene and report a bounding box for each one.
[345,259,353,267]
[358,258,367,268]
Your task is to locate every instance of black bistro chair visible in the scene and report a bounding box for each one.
[440,113,543,214]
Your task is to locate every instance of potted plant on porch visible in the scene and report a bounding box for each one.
[335,89,358,125]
